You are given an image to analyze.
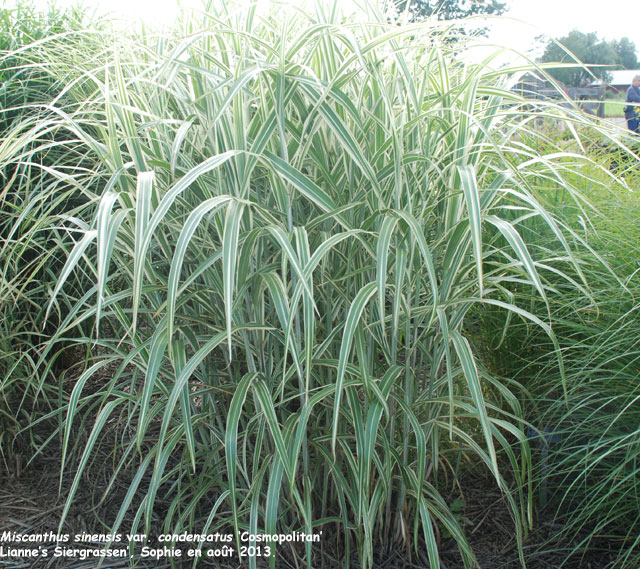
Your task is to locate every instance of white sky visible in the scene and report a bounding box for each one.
[14,0,640,64]
[494,0,640,60]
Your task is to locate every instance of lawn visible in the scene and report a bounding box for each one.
[605,95,627,117]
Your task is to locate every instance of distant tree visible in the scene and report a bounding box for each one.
[612,37,638,69]
[541,30,620,87]
[395,0,506,22]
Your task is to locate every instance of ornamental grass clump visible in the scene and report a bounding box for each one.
[0,1,105,467]
[2,1,632,567]
[480,160,640,568]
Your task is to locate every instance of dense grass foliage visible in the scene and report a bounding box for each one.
[0,1,100,131]
[481,154,640,568]
[0,1,104,468]
[2,1,637,567]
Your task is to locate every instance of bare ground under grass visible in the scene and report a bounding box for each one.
[0,445,624,569]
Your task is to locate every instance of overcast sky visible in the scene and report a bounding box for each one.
[497,0,640,59]
[16,0,640,65]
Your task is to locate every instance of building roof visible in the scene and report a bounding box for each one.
[590,69,640,87]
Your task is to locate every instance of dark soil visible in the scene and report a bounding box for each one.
[0,456,623,569]
[438,471,619,569]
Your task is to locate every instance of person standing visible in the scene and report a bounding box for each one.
[624,75,640,133]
